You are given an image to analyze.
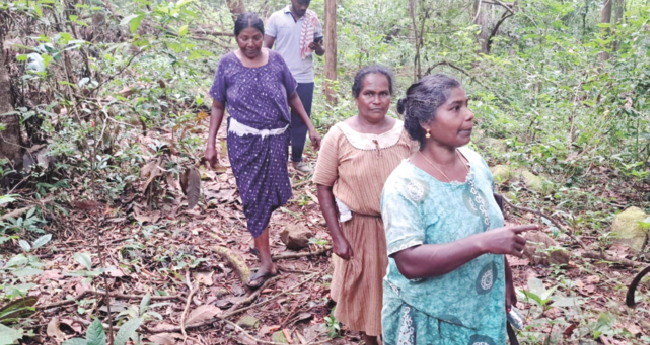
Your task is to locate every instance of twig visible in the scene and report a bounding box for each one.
[291,179,311,189]
[146,274,318,334]
[272,246,332,260]
[503,198,587,250]
[222,318,332,345]
[581,251,644,268]
[180,270,198,345]
[36,291,186,310]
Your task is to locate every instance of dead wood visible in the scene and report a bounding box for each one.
[272,245,332,260]
[36,291,186,310]
[211,245,251,283]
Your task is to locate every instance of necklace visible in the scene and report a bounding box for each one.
[419,150,470,182]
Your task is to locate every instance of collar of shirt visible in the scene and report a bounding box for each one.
[283,5,304,21]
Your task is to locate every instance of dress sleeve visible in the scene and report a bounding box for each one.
[382,174,426,256]
[209,58,227,104]
[313,126,340,187]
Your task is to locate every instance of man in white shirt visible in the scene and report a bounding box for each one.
[265,0,324,173]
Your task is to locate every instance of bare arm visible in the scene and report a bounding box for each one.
[316,184,353,260]
[393,224,535,280]
[264,35,275,49]
[288,91,321,149]
[204,99,226,167]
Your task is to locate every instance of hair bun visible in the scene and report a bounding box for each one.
[396,98,407,114]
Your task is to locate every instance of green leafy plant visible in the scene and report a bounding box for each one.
[62,317,144,345]
[323,308,341,338]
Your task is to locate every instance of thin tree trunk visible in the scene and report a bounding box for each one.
[599,0,612,60]
[613,0,624,51]
[324,0,337,104]
[473,0,490,55]
[410,0,420,80]
[0,45,24,171]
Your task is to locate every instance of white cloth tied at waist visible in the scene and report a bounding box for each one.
[336,197,352,223]
[228,117,289,140]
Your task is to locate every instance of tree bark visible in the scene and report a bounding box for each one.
[473,0,491,55]
[324,0,337,104]
[0,47,23,169]
[612,0,624,51]
[599,0,612,60]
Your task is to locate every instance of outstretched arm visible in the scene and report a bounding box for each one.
[393,224,535,280]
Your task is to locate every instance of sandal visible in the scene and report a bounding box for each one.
[245,269,277,288]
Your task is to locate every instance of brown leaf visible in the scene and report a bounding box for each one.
[563,324,577,338]
[186,305,222,326]
[147,333,183,345]
[187,167,201,209]
[70,200,102,210]
[179,168,190,195]
[47,317,66,342]
[193,271,214,286]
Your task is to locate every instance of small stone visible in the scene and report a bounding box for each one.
[216,289,228,298]
[521,170,555,194]
[280,224,313,250]
[236,316,260,329]
[271,331,288,344]
[490,165,514,183]
[611,206,649,252]
[522,232,570,265]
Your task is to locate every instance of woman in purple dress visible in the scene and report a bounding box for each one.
[205,12,321,288]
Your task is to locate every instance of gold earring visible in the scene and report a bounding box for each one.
[425,129,431,139]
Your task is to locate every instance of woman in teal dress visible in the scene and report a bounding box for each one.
[380,74,537,345]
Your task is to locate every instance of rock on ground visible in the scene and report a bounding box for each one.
[521,170,555,194]
[611,206,649,252]
[236,315,260,329]
[522,232,570,265]
[280,224,313,250]
[491,165,514,183]
[271,331,288,343]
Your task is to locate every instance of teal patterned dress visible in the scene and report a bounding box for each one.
[380,147,506,345]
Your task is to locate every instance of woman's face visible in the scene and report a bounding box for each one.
[425,87,473,148]
[355,73,391,123]
[236,27,264,59]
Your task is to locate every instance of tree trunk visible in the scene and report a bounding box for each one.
[612,0,624,51]
[599,0,612,60]
[0,48,23,170]
[324,0,337,104]
[473,0,490,55]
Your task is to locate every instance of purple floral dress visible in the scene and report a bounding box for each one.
[210,50,297,238]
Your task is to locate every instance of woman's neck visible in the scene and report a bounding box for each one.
[420,142,458,167]
[348,115,394,134]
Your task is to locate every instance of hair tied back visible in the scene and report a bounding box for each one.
[396,98,407,115]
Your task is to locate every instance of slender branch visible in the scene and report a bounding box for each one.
[503,198,587,249]
[271,245,332,260]
[180,271,198,345]
[36,291,186,310]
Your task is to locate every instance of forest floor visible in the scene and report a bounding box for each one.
[6,121,650,345]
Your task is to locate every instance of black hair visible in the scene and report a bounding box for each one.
[234,12,265,37]
[396,74,461,149]
[351,65,394,98]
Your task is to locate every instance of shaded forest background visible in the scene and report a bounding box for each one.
[1,0,650,344]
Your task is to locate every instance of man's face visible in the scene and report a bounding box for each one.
[290,0,310,17]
